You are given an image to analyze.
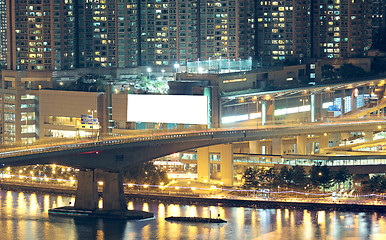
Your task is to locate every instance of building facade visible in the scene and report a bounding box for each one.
[256,0,373,64]
[0,0,6,66]
[6,0,256,70]
[124,0,255,67]
[6,0,76,71]
[312,0,373,59]
[5,0,378,70]
[371,0,386,40]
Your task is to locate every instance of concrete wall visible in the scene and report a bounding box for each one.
[38,90,100,138]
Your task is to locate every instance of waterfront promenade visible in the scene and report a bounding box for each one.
[0,180,385,213]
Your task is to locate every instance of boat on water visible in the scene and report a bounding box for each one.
[165,216,227,223]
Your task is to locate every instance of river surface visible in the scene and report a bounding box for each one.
[0,190,385,240]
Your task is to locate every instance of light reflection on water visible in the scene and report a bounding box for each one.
[0,190,385,240]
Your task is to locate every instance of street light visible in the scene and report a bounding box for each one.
[147,67,152,80]
[174,63,180,74]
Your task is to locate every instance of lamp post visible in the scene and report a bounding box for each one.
[174,63,180,74]
[147,67,152,80]
[161,69,165,79]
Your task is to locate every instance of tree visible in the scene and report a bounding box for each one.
[242,167,278,190]
[337,64,366,80]
[289,165,307,189]
[278,166,291,188]
[363,175,386,194]
[57,74,105,92]
[310,163,333,191]
[319,166,334,191]
[333,167,352,188]
[321,64,337,82]
[242,167,257,189]
[372,28,386,52]
[122,161,169,185]
[255,167,277,190]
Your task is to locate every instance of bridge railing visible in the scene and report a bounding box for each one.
[1,119,386,159]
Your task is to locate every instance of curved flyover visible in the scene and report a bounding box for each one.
[0,120,385,170]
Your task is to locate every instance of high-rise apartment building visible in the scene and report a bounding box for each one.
[255,1,312,63]
[6,0,255,70]
[256,0,373,63]
[6,0,76,71]
[123,0,255,67]
[371,0,385,34]
[0,0,6,66]
[76,0,117,68]
[5,0,379,70]
[312,0,372,59]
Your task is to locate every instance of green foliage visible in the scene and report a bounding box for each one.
[137,76,169,93]
[333,167,352,186]
[242,167,258,189]
[57,74,105,92]
[371,57,386,74]
[122,161,169,185]
[243,166,307,190]
[362,175,386,194]
[321,64,337,82]
[321,64,366,83]
[255,167,277,190]
[372,28,386,52]
[242,167,278,190]
[289,165,307,189]
[337,64,366,79]
[310,164,333,191]
[277,166,291,188]
[241,165,356,193]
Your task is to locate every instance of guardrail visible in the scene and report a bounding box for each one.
[1,119,386,160]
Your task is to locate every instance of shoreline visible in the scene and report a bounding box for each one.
[0,181,385,213]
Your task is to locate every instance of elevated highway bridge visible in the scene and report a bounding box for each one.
[1,119,386,212]
[0,119,385,170]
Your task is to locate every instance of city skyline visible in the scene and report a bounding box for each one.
[2,0,384,71]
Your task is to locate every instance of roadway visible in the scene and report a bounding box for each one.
[0,119,386,170]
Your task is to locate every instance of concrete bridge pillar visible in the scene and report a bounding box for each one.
[74,169,98,210]
[282,140,295,154]
[249,140,262,154]
[271,138,282,155]
[221,143,233,186]
[99,170,127,211]
[296,135,307,155]
[319,134,329,150]
[262,100,274,125]
[340,132,350,144]
[197,147,210,183]
[364,131,373,142]
[329,133,341,147]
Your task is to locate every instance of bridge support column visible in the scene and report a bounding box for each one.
[329,133,341,147]
[221,143,233,186]
[197,147,210,183]
[364,131,373,142]
[99,170,127,211]
[318,134,329,153]
[249,140,262,154]
[271,138,282,155]
[296,135,307,155]
[340,132,350,144]
[262,100,274,125]
[74,169,98,210]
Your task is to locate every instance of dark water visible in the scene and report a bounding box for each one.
[0,190,385,240]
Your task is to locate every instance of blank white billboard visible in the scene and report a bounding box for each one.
[127,94,208,125]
